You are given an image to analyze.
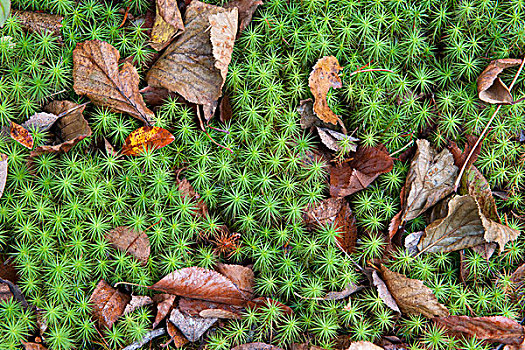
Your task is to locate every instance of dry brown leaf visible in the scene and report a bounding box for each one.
[178,297,242,318]
[139,86,179,107]
[31,101,91,157]
[215,263,254,297]
[461,166,497,219]
[477,58,523,104]
[21,342,47,350]
[147,1,237,121]
[199,308,240,319]
[0,153,6,200]
[324,282,363,301]
[209,8,238,82]
[9,121,33,149]
[316,127,358,153]
[232,343,284,350]
[15,10,62,38]
[0,281,12,303]
[150,0,184,51]
[90,279,131,329]
[372,270,400,313]
[224,0,263,34]
[21,112,60,132]
[123,295,153,315]
[347,342,384,350]
[308,56,343,125]
[165,321,189,348]
[398,139,458,222]
[149,267,247,306]
[330,144,393,197]
[177,177,209,217]
[152,294,176,328]
[447,135,482,175]
[73,40,154,124]
[169,308,217,342]
[379,265,449,318]
[220,95,233,123]
[434,316,525,345]
[105,226,150,266]
[249,297,294,315]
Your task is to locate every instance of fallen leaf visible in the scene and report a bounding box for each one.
[147,1,237,121]
[15,10,62,38]
[121,126,175,156]
[348,342,384,350]
[398,139,458,222]
[404,231,423,256]
[372,270,400,313]
[316,127,358,153]
[169,308,217,342]
[139,86,179,107]
[0,0,10,28]
[0,154,6,200]
[434,316,525,345]
[177,177,209,217]
[308,56,343,125]
[21,112,60,132]
[31,100,91,157]
[0,278,28,310]
[215,263,254,297]
[330,144,393,197]
[461,166,497,219]
[298,99,317,129]
[231,344,284,350]
[21,342,47,350]
[150,0,184,51]
[447,135,481,175]
[90,279,131,329]
[0,280,12,302]
[165,321,189,348]
[219,95,233,123]
[152,294,176,328]
[224,0,263,34]
[324,282,363,300]
[104,138,118,156]
[9,121,33,149]
[149,267,247,306]
[73,40,155,124]
[379,265,449,318]
[199,308,240,319]
[303,197,357,253]
[105,226,151,265]
[123,295,153,315]
[178,297,242,318]
[0,256,17,283]
[209,8,238,82]
[249,297,294,315]
[477,58,523,104]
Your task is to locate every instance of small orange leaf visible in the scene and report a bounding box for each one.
[121,126,175,156]
[10,121,33,149]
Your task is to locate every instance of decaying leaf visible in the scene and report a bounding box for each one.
[404,231,423,256]
[215,263,254,297]
[152,294,176,328]
[0,278,28,309]
[372,270,400,313]
[121,126,175,156]
[324,282,363,301]
[147,1,238,121]
[165,321,189,348]
[461,166,497,219]
[123,295,153,315]
[149,267,247,306]
[0,0,10,28]
[73,40,155,124]
[150,0,185,51]
[178,297,242,318]
[31,100,92,157]
[90,279,131,329]
[308,56,343,125]
[199,308,240,319]
[0,153,6,200]
[209,8,238,82]
[220,94,233,123]
[105,226,150,265]
[330,144,393,197]
[169,308,217,342]
[447,135,481,175]
[298,99,317,129]
[231,343,284,350]
[9,121,33,149]
[379,265,449,318]
[177,177,209,217]
[434,316,525,345]
[225,0,263,34]
[477,58,523,104]
[0,280,13,303]
[249,297,294,315]
[15,10,62,38]
[21,112,60,132]
[398,139,458,222]
[316,127,358,153]
[347,342,384,350]
[140,86,179,107]
[21,342,47,350]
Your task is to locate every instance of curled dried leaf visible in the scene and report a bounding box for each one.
[121,126,175,156]
[152,294,176,328]
[123,295,153,315]
[477,58,523,104]
[308,56,343,125]
[316,127,358,153]
[215,263,254,297]
[372,270,400,313]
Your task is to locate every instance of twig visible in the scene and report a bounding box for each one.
[114,281,149,289]
[123,329,166,350]
[454,57,525,191]
[349,68,394,76]
[389,140,414,157]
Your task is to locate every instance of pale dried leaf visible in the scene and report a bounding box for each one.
[347,341,384,350]
[404,231,423,256]
[308,56,343,125]
[199,308,240,319]
[232,344,284,350]
[477,58,523,104]
[209,8,238,82]
[22,112,59,132]
[372,271,400,313]
[316,127,358,153]
[123,295,153,315]
[105,226,150,266]
[324,282,363,300]
[380,265,449,318]
[169,308,217,342]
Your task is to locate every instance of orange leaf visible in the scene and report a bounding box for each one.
[121,126,175,156]
[9,121,33,149]
[308,56,343,125]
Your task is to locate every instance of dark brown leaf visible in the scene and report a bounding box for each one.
[9,121,33,149]
[149,267,247,306]
[169,308,217,342]
[379,265,449,318]
[31,100,92,157]
[447,135,481,174]
[219,94,233,123]
[152,294,176,328]
[231,343,284,350]
[477,58,523,104]
[73,40,155,124]
[435,316,525,345]
[105,226,150,265]
[0,153,6,200]
[90,279,131,329]
[150,0,185,51]
[308,56,343,125]
[0,256,18,283]
[177,177,209,217]
[121,126,175,156]
[330,144,393,197]
[15,10,62,38]
[123,295,153,315]
[140,86,179,107]
[225,0,263,34]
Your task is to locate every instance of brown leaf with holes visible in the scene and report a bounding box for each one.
[308,56,343,125]
[105,226,150,265]
[447,135,481,175]
[169,308,217,342]
[123,295,153,315]
[435,316,525,345]
[150,0,185,51]
[152,294,176,328]
[73,40,154,124]
[477,58,523,104]
[330,144,393,197]
[215,263,254,298]
[15,10,63,38]
[165,321,189,348]
[379,265,449,318]
[121,126,175,156]
[232,344,284,350]
[147,1,238,121]
[0,154,6,200]
[177,177,209,217]
[225,0,263,34]
[31,100,91,157]
[9,121,33,149]
[149,267,247,306]
[90,279,131,329]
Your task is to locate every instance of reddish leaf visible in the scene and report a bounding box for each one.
[434,316,525,345]
[225,0,263,34]
[21,342,48,350]
[219,94,233,123]
[90,279,131,329]
[215,263,254,297]
[165,321,189,348]
[169,308,217,342]
[0,281,12,303]
[9,121,33,149]
[152,294,176,328]
[232,343,284,350]
[121,126,175,156]
[447,135,482,175]
[178,297,242,318]
[308,56,343,125]
[105,226,150,266]
[0,256,18,284]
[148,267,247,306]
[330,145,393,197]
[477,58,523,104]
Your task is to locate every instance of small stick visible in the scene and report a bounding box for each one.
[123,329,166,350]
[390,140,414,157]
[454,57,525,191]
[114,281,149,289]
[119,6,130,28]
[349,68,394,76]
